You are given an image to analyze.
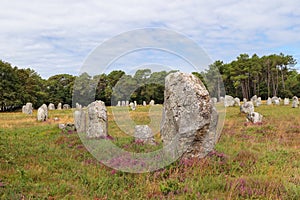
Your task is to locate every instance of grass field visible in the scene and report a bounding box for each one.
[0,104,299,199]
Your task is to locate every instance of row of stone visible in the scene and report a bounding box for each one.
[73,72,220,159]
[116,100,155,107]
[22,102,71,115]
[221,95,299,108]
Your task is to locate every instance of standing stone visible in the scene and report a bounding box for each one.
[219,96,224,103]
[134,101,137,107]
[292,96,299,108]
[243,98,247,103]
[272,96,280,105]
[87,101,107,138]
[48,103,55,110]
[117,101,121,106]
[267,97,272,105]
[247,112,263,124]
[57,103,62,110]
[251,95,258,106]
[134,125,155,145]
[234,97,240,106]
[161,72,219,159]
[22,105,26,113]
[76,103,82,109]
[23,103,33,114]
[240,101,254,114]
[256,97,262,107]
[224,95,235,107]
[211,97,218,104]
[125,101,129,106]
[63,104,70,109]
[143,101,147,106]
[74,109,87,133]
[149,100,155,106]
[121,101,126,107]
[129,102,136,111]
[37,104,48,121]
[284,98,290,105]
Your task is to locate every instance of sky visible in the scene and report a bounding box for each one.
[0,0,300,78]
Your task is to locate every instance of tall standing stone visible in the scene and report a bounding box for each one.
[57,103,62,110]
[23,103,33,114]
[266,97,272,105]
[161,72,219,159]
[134,101,137,107]
[74,109,87,133]
[292,96,299,108]
[117,101,121,106]
[224,95,235,107]
[234,97,240,106]
[87,101,108,138]
[143,101,147,106]
[37,104,48,121]
[129,102,136,111]
[121,101,126,107]
[149,100,155,106]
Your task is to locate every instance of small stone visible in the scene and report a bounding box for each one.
[134,125,155,145]
[48,103,55,110]
[240,101,254,114]
[246,112,263,124]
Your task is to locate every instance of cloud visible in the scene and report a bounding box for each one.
[0,0,299,78]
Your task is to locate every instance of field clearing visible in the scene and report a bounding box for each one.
[0,105,299,199]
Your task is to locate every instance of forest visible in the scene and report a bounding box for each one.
[0,53,299,111]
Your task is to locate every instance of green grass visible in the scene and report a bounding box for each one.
[0,105,299,199]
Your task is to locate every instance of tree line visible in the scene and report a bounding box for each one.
[0,53,299,111]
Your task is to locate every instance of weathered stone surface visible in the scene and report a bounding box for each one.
[292,96,299,108]
[23,103,33,114]
[63,104,70,109]
[149,100,155,106]
[240,101,254,114]
[247,112,263,124]
[224,95,235,107]
[48,103,55,110]
[129,102,136,110]
[37,104,48,121]
[284,98,290,105]
[266,97,272,105]
[234,97,240,106]
[57,103,62,110]
[86,101,107,138]
[143,101,147,106]
[160,72,219,159]
[74,109,87,133]
[134,125,155,145]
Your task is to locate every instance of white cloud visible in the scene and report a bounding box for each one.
[0,0,299,78]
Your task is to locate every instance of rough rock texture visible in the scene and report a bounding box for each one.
[240,101,254,114]
[74,109,87,133]
[266,97,272,105]
[284,98,290,105]
[86,101,107,138]
[292,96,299,108]
[63,104,70,109]
[224,95,235,107]
[23,103,33,114]
[48,103,55,110]
[37,104,48,121]
[57,103,62,110]
[160,72,219,159]
[247,112,263,124]
[134,125,155,145]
